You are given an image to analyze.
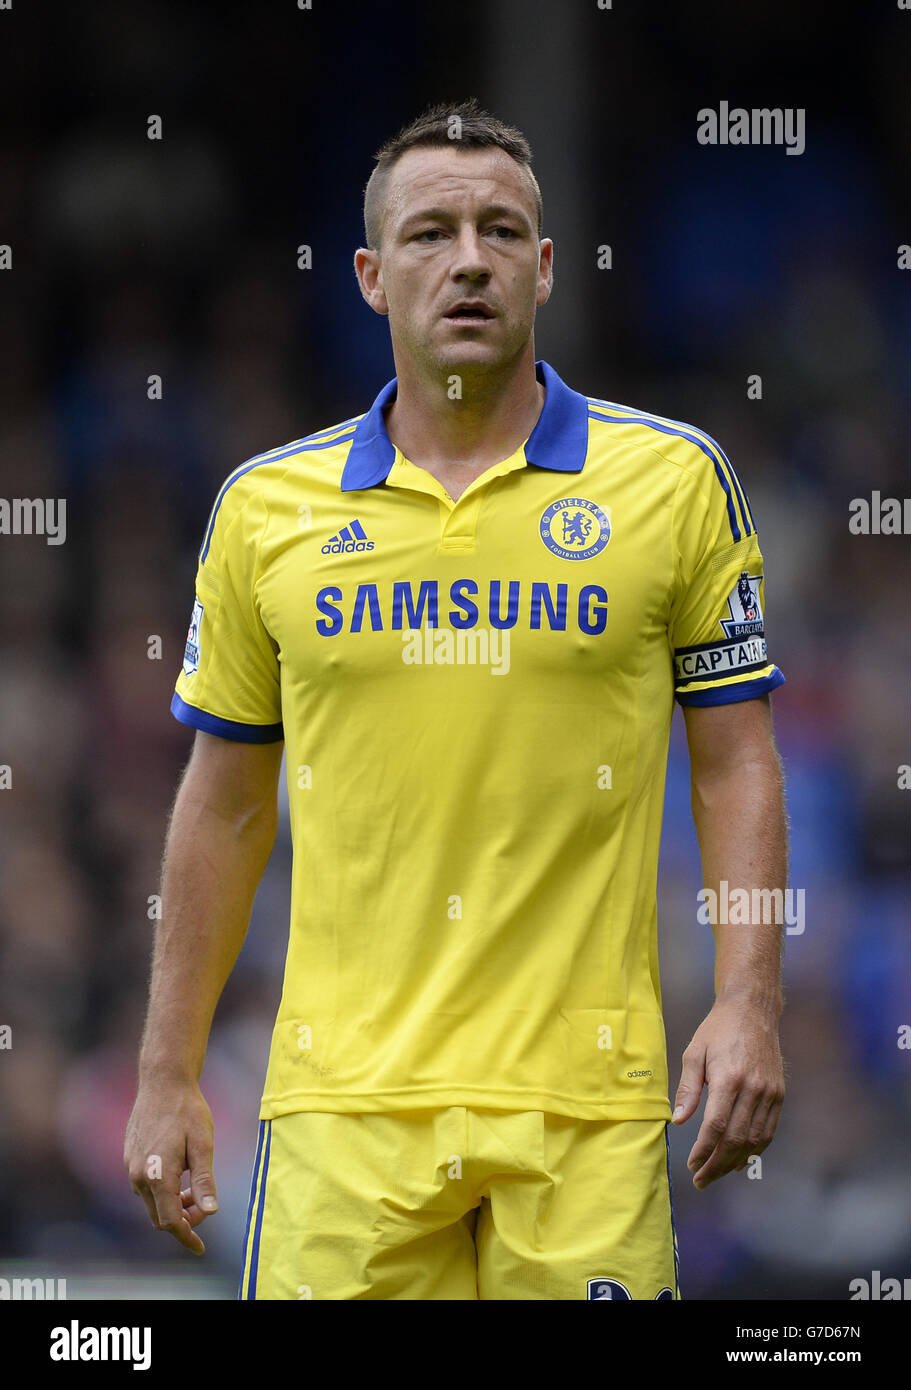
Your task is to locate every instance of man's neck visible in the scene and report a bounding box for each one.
[383,353,545,472]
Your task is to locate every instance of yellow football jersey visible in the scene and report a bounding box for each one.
[172,359,785,1122]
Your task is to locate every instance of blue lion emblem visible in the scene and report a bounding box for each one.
[561,510,594,547]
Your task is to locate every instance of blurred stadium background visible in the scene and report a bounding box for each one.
[1,0,909,1299]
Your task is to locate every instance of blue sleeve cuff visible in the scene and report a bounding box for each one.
[171,692,284,743]
[675,667,786,708]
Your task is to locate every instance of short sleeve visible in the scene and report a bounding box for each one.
[668,453,786,708]
[171,471,283,742]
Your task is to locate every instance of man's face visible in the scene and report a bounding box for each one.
[358,145,553,377]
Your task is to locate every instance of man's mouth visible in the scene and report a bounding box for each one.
[444,304,495,323]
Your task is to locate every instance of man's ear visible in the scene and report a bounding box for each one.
[354,248,389,316]
[536,238,554,307]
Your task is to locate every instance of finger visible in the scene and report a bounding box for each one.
[693,1085,763,1188]
[672,1042,707,1124]
[150,1176,205,1255]
[765,1093,784,1143]
[180,1187,211,1230]
[188,1132,219,1218]
[746,1091,784,1158]
[729,1087,785,1172]
[157,1206,205,1254]
[130,1179,162,1232]
[745,1091,777,1153]
[686,1081,738,1176]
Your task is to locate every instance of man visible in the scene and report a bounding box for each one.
[124,98,788,1301]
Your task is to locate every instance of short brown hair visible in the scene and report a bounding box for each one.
[363,97,542,251]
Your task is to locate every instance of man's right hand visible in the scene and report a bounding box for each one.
[124,732,281,1254]
[123,1079,218,1255]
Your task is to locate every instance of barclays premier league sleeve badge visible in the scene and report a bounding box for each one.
[719,571,764,640]
[183,598,203,676]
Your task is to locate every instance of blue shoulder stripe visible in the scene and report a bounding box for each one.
[592,405,751,542]
[640,407,755,535]
[300,413,365,443]
[199,424,357,563]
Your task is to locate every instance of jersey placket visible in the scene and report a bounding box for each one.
[383,446,529,554]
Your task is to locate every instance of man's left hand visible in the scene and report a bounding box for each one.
[671,998,785,1188]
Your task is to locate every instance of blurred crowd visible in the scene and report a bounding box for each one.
[1,1,909,1298]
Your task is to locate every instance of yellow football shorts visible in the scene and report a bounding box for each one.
[238,1108,680,1300]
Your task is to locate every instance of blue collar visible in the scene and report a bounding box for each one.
[340,359,589,491]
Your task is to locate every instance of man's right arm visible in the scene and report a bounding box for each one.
[123,729,283,1254]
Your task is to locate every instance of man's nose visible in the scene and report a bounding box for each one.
[449,228,492,277]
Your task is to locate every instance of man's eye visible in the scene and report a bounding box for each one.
[491,226,517,238]
[416,229,443,242]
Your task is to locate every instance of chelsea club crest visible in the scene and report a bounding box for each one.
[540,497,611,560]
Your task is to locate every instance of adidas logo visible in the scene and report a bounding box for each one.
[321,518,375,554]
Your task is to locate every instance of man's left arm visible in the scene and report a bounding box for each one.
[672,692,788,1189]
